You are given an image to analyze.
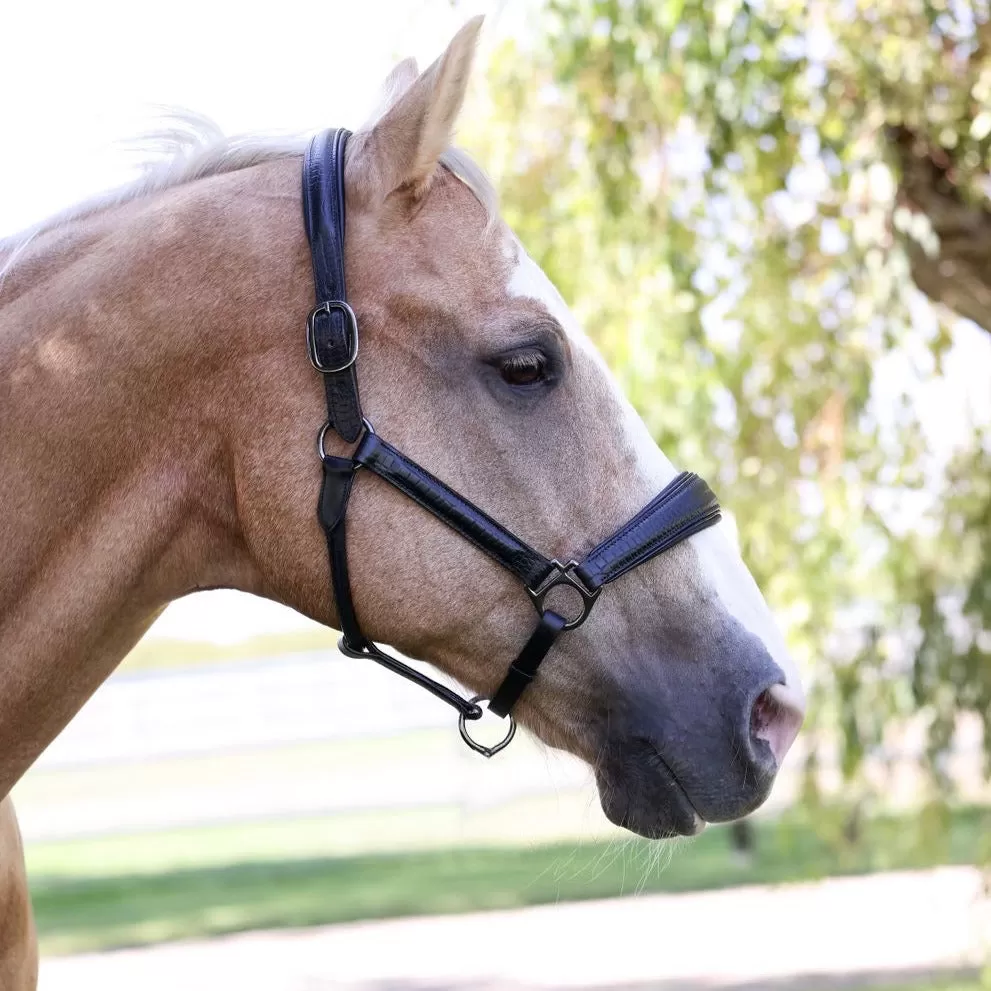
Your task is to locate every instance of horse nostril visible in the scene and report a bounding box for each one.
[750,683,805,767]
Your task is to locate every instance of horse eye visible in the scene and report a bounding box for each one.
[497,350,549,388]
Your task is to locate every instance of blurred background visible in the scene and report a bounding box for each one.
[2,0,990,989]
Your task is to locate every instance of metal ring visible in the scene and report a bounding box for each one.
[458,695,516,758]
[317,418,376,461]
[316,421,333,460]
[526,560,601,631]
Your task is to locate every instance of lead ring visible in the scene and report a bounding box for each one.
[458,696,516,758]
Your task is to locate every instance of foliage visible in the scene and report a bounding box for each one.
[460,0,991,804]
[862,982,985,991]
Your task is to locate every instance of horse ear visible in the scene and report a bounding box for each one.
[353,16,483,200]
[368,57,420,122]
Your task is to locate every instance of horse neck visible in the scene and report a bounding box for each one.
[0,161,301,796]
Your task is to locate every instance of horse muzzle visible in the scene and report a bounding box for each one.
[593,648,805,839]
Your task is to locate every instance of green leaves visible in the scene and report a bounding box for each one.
[464,0,991,807]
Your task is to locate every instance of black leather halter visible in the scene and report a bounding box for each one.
[304,129,723,756]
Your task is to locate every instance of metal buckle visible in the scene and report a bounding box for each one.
[526,560,601,631]
[458,696,516,758]
[306,300,359,373]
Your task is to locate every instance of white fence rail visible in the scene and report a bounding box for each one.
[34,652,464,768]
[15,652,600,843]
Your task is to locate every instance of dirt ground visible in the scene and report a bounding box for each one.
[38,866,990,991]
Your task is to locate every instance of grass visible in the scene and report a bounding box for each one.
[901,986,984,990]
[29,804,990,956]
[839,983,986,991]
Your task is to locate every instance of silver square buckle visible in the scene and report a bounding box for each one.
[306,300,359,373]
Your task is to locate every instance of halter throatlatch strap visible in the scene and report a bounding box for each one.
[318,450,484,721]
[319,455,366,650]
[304,127,724,755]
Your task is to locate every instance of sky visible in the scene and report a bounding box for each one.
[3,0,989,645]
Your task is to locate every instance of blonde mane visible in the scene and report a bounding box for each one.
[0,110,497,285]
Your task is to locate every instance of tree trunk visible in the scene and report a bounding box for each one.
[887,125,991,335]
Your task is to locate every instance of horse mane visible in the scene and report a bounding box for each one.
[0,110,498,285]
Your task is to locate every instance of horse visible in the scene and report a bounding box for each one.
[0,18,804,987]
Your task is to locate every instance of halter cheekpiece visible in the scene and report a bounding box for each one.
[304,129,723,756]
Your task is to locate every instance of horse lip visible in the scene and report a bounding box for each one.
[648,741,707,836]
[599,738,708,838]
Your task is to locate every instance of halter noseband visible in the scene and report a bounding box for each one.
[304,129,722,756]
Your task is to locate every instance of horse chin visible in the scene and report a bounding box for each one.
[595,741,708,840]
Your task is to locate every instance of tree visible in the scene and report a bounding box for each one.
[462,0,991,807]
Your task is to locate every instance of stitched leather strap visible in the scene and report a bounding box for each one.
[354,432,555,590]
[339,638,484,719]
[576,472,721,589]
[303,129,364,443]
[318,455,368,649]
[488,611,567,717]
[319,454,483,720]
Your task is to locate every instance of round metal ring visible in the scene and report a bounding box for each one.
[458,696,516,758]
[317,418,377,461]
[316,421,333,460]
[317,420,330,461]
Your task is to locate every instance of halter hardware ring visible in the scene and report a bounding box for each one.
[526,560,601,631]
[306,300,359,373]
[317,417,376,461]
[458,696,516,758]
[526,560,602,630]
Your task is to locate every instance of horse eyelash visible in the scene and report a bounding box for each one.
[502,351,546,372]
